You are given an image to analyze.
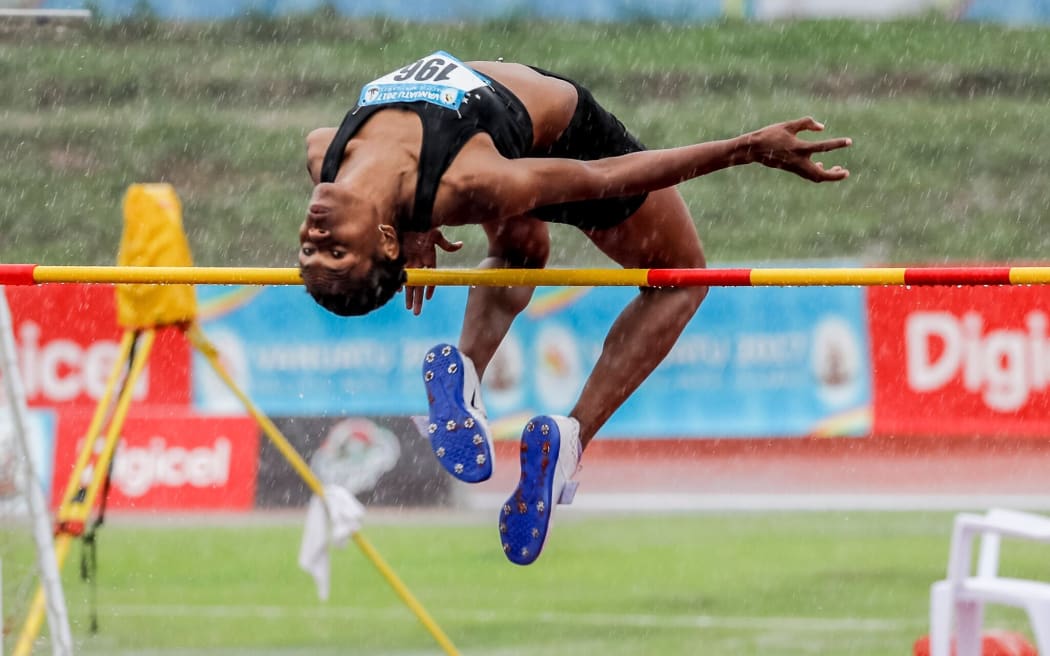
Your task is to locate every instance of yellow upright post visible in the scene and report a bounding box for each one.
[13,330,154,656]
[15,183,197,655]
[16,183,459,655]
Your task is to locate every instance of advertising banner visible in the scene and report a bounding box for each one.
[195,274,871,439]
[870,285,1050,437]
[41,0,729,22]
[506,284,872,439]
[754,0,1050,22]
[34,0,1050,23]
[753,0,943,19]
[3,285,191,407]
[192,285,462,417]
[960,0,1050,23]
[255,415,451,508]
[51,409,258,511]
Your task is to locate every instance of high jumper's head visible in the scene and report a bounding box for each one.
[298,182,406,316]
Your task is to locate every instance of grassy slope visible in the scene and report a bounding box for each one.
[2,512,1045,655]
[1,17,1049,267]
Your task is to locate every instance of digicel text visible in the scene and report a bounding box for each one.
[16,320,149,402]
[113,436,232,498]
[907,311,1049,412]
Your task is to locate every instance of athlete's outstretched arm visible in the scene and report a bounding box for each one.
[488,117,851,218]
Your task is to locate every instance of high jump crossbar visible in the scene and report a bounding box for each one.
[2,264,1050,287]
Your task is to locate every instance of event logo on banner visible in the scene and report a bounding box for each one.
[194,271,871,439]
[3,285,190,406]
[257,416,450,508]
[309,417,401,495]
[52,410,258,510]
[869,286,1050,437]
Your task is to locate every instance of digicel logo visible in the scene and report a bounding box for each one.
[16,320,149,402]
[112,436,232,498]
[906,311,1049,412]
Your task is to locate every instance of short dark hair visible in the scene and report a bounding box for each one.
[301,251,407,317]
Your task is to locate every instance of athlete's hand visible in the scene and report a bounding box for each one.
[741,117,851,182]
[401,228,463,315]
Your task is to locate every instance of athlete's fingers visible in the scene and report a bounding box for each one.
[826,165,849,180]
[814,164,850,182]
[425,285,436,301]
[405,284,422,315]
[411,286,424,315]
[786,116,824,134]
[435,236,464,253]
[805,137,852,154]
[429,228,463,253]
[796,157,848,182]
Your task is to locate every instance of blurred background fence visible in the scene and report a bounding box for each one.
[1,0,1049,23]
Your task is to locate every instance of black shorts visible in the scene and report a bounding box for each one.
[526,67,649,231]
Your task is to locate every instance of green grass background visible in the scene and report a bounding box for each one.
[1,15,1049,267]
[2,512,1047,655]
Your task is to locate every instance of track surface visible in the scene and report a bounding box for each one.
[457,437,1050,512]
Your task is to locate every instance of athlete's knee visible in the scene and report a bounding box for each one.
[658,251,708,312]
[684,248,709,307]
[643,282,707,318]
[685,284,709,312]
[502,241,549,269]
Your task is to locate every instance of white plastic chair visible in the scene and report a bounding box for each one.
[929,508,1050,656]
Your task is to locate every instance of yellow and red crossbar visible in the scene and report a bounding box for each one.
[2,264,1050,287]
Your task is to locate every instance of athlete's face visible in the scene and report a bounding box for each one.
[298,183,381,277]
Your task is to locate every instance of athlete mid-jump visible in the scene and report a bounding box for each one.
[300,52,851,565]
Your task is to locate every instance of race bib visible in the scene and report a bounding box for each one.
[358,51,489,111]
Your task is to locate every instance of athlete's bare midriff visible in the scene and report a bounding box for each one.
[466,61,578,147]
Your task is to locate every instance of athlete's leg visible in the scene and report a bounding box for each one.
[459,216,550,377]
[422,216,549,483]
[573,187,708,449]
[498,188,705,565]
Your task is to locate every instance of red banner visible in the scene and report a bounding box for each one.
[870,286,1050,437]
[3,284,190,406]
[52,409,258,511]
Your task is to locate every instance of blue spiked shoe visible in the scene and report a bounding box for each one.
[499,415,581,565]
[421,343,493,483]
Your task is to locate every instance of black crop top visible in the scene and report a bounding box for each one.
[320,72,533,233]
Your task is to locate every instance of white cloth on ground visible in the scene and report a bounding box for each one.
[298,484,365,601]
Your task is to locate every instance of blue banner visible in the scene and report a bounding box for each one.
[961,0,1050,23]
[39,0,730,21]
[193,285,462,417]
[36,0,1050,23]
[193,268,871,439]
